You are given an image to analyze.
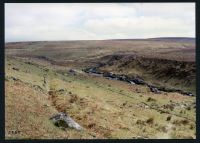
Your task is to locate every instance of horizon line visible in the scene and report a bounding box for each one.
[5,36,195,44]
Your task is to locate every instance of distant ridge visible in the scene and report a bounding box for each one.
[108,37,195,42]
[148,37,195,42]
[6,37,195,44]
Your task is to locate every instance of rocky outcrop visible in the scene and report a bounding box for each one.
[68,69,77,75]
[147,85,160,94]
[50,112,83,131]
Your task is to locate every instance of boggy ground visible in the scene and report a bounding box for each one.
[5,56,196,139]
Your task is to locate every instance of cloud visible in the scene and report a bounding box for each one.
[5,3,195,42]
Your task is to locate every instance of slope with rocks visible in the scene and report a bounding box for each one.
[92,54,196,95]
[5,56,196,139]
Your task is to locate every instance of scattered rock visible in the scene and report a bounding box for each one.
[84,67,195,97]
[148,85,160,94]
[8,76,21,82]
[69,69,76,75]
[130,78,145,85]
[129,81,135,85]
[43,104,50,107]
[118,75,127,81]
[150,87,160,93]
[182,92,194,97]
[50,112,83,131]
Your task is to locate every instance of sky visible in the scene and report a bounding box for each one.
[5,3,195,42]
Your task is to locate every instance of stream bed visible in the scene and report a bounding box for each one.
[82,67,195,97]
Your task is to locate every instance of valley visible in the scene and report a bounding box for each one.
[5,38,196,139]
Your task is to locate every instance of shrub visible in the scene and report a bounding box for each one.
[190,124,194,130]
[69,94,78,103]
[186,106,191,110]
[136,119,145,125]
[181,119,189,125]
[166,116,172,121]
[48,90,55,96]
[173,119,189,125]
[146,117,154,124]
[88,123,96,128]
[147,97,156,102]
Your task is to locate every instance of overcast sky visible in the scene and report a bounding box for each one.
[5,3,195,42]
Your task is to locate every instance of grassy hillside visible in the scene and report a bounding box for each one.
[5,38,196,139]
[5,56,196,139]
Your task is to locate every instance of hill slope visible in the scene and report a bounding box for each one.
[5,38,196,139]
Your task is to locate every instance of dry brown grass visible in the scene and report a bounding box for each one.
[5,57,196,139]
[5,81,92,139]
